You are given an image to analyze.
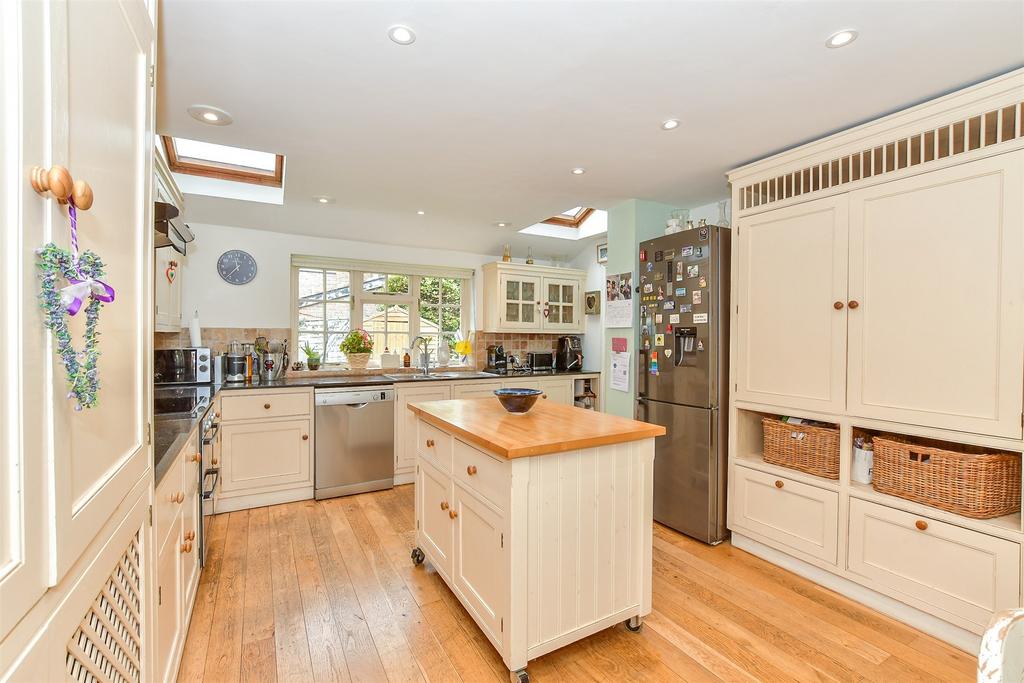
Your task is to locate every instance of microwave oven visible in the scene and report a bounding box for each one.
[154,347,212,385]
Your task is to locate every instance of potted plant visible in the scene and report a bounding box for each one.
[301,342,322,371]
[341,329,373,370]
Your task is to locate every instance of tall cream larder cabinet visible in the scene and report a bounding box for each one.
[1,0,156,680]
[727,69,1024,652]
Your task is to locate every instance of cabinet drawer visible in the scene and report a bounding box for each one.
[220,391,310,421]
[155,452,185,551]
[731,465,839,564]
[417,419,453,473]
[848,497,1021,633]
[454,439,509,511]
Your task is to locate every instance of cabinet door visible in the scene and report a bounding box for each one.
[452,482,505,644]
[396,385,452,472]
[156,513,183,683]
[181,447,201,602]
[450,381,503,399]
[848,152,1024,438]
[220,419,312,493]
[154,249,182,332]
[498,273,540,330]
[537,378,574,405]
[734,195,849,413]
[541,277,582,332]
[417,459,454,579]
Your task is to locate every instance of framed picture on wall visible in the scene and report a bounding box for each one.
[596,242,608,264]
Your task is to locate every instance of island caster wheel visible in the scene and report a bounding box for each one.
[510,668,529,683]
[625,615,643,632]
[411,547,425,566]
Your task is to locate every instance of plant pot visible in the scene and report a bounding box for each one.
[346,352,371,370]
[306,357,321,371]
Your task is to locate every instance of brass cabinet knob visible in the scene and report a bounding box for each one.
[467,465,478,475]
[181,540,193,553]
[264,403,271,409]
[833,301,844,310]
[186,530,196,541]
[212,456,220,465]
[171,491,184,503]
[448,509,458,519]
[848,300,860,309]
[440,501,449,511]
[541,394,548,399]
[426,439,435,448]
[302,434,309,441]
[215,411,221,418]
[774,480,784,489]
[915,520,928,531]
[190,453,201,463]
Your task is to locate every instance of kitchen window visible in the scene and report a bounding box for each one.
[291,256,472,365]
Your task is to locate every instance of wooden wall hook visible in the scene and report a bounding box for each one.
[29,164,93,210]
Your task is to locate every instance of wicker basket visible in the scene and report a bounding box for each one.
[762,417,840,479]
[872,436,1022,519]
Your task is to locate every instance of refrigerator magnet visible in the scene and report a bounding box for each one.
[643,283,653,293]
[675,262,684,281]
[655,250,663,262]
[650,352,659,375]
[698,275,708,288]
[687,265,699,277]
[679,304,693,313]
[692,290,702,305]
[663,300,676,310]
[655,314,663,324]
[675,287,686,296]
[657,286,665,300]
[655,334,664,347]
[646,262,653,272]
[693,313,709,323]
[663,249,675,259]
[695,246,704,257]
[699,226,709,240]
[664,348,672,358]
[697,339,705,351]
[669,313,680,324]
[681,246,694,257]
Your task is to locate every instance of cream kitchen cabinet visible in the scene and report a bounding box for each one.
[155,503,184,683]
[451,380,504,399]
[215,388,315,512]
[395,383,452,479]
[501,377,575,406]
[154,150,185,333]
[846,152,1024,439]
[482,262,585,333]
[733,194,849,413]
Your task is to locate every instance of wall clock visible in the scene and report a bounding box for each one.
[217,249,258,285]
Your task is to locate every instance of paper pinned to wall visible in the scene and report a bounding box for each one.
[610,351,630,392]
[605,271,633,328]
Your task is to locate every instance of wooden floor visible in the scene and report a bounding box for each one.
[177,485,977,682]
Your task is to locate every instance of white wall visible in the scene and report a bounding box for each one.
[570,240,605,371]
[180,222,498,330]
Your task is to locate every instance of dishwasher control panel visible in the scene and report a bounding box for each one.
[314,386,395,406]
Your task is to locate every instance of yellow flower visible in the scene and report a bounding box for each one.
[454,340,472,356]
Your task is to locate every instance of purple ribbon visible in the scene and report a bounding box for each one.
[61,197,116,315]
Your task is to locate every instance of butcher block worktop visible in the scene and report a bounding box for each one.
[408,398,666,458]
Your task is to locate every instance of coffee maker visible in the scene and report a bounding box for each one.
[486,344,507,374]
[556,336,583,372]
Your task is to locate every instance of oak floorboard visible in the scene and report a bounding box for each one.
[201,510,249,682]
[180,488,978,683]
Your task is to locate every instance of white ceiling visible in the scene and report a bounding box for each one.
[157,1,1024,258]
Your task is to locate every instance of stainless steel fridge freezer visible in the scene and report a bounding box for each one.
[636,225,730,544]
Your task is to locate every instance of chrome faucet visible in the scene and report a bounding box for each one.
[411,336,431,376]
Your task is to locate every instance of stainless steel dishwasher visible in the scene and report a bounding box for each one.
[314,386,395,499]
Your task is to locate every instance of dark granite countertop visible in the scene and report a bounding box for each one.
[153,368,600,484]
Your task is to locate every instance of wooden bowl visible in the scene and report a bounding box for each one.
[494,388,543,414]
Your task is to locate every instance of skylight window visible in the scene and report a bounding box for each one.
[542,207,595,228]
[161,136,284,187]
[520,209,607,240]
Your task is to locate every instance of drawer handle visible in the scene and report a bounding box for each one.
[448,509,458,519]
[426,439,435,448]
[833,301,844,310]
[264,403,271,409]
[467,465,478,475]
[212,456,220,465]
[440,501,449,511]
[848,300,860,309]
[915,520,928,531]
[190,452,201,463]
[302,434,309,441]
[181,540,193,554]
[774,480,784,489]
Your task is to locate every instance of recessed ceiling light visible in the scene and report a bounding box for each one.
[571,167,586,175]
[661,119,680,130]
[388,25,416,45]
[313,196,334,204]
[417,210,425,215]
[187,105,233,126]
[496,222,509,228]
[825,29,858,48]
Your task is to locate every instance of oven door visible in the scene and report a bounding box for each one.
[198,418,220,567]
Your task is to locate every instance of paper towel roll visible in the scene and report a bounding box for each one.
[189,311,202,347]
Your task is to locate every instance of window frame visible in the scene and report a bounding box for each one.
[291,261,472,366]
[161,135,285,187]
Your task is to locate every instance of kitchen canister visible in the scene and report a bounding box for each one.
[852,437,874,484]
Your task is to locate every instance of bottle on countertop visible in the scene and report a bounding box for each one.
[403,350,411,368]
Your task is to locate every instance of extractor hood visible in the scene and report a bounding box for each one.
[155,201,195,255]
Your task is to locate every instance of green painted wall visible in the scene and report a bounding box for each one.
[602,199,677,418]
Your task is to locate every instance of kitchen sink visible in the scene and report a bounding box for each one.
[384,372,498,381]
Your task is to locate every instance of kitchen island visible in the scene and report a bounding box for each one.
[407,398,665,683]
